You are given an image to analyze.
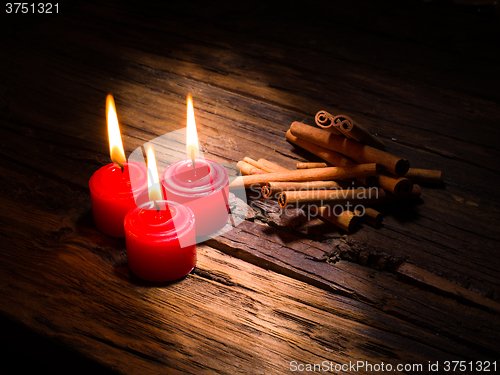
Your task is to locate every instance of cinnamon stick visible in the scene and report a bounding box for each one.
[257,163,341,197]
[286,129,356,167]
[253,162,361,232]
[355,207,383,228]
[310,207,359,232]
[296,162,329,169]
[289,122,410,175]
[261,181,342,199]
[257,158,290,173]
[296,162,377,187]
[404,168,442,184]
[229,163,377,189]
[255,163,359,232]
[314,110,343,135]
[236,161,267,175]
[287,130,377,186]
[242,157,275,173]
[278,184,421,208]
[377,172,414,196]
[332,115,385,150]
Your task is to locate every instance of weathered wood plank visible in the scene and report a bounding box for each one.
[207,220,500,357]
[396,262,500,314]
[0,191,481,374]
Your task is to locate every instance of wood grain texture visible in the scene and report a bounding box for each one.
[1,0,499,373]
[207,220,500,356]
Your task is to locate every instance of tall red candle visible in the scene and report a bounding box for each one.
[89,94,148,237]
[90,162,147,237]
[161,158,228,237]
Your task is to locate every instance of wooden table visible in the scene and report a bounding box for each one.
[1,1,499,373]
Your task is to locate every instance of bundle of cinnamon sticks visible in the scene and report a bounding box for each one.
[231,110,442,233]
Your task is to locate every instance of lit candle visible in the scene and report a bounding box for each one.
[161,95,229,237]
[89,95,148,237]
[124,146,196,282]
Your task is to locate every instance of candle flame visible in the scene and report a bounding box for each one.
[186,94,199,167]
[106,94,126,168]
[147,145,163,205]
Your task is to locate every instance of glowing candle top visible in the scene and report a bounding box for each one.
[147,145,163,204]
[186,94,199,166]
[106,94,126,168]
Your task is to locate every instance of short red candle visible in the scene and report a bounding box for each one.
[161,158,229,237]
[124,200,196,282]
[89,162,147,237]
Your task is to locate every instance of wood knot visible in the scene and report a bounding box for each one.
[51,227,73,242]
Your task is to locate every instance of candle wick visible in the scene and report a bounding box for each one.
[115,160,124,173]
[191,148,195,170]
[111,147,125,172]
[154,200,160,212]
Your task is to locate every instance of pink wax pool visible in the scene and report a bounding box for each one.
[161,158,229,237]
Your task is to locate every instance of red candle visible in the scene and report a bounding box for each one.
[161,158,228,237]
[124,200,196,282]
[90,162,147,237]
[125,146,196,282]
[89,94,147,237]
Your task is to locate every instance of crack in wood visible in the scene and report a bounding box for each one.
[205,216,500,356]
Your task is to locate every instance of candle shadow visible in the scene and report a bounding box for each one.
[74,208,132,281]
[76,206,198,287]
[112,260,196,288]
[75,208,126,246]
